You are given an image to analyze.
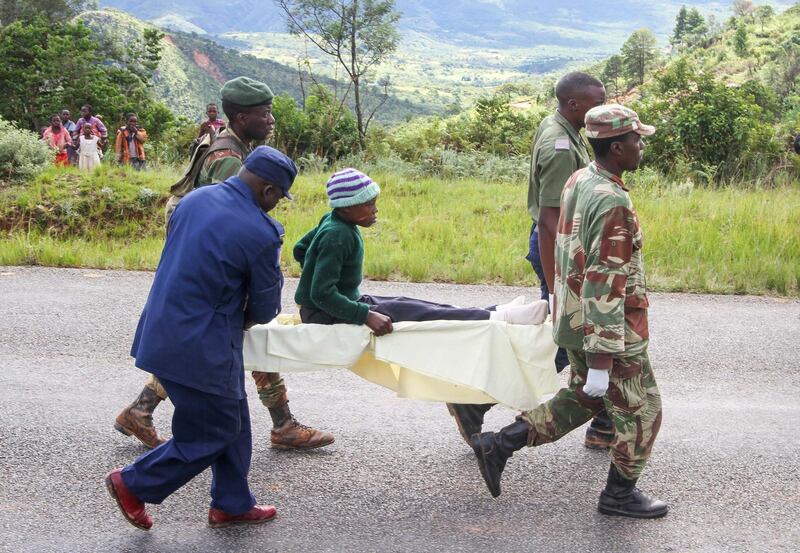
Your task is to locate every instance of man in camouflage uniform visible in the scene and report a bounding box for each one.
[470,104,668,519]
[447,73,614,450]
[115,77,334,451]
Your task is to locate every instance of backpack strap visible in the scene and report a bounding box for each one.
[168,135,243,197]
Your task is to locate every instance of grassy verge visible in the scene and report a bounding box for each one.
[1,165,798,296]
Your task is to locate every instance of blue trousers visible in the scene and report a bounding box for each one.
[526,223,569,372]
[121,377,256,515]
[300,294,491,324]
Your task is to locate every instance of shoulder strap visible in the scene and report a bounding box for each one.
[168,135,244,196]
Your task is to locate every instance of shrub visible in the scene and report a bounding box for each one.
[374,94,548,164]
[332,149,529,183]
[0,117,51,183]
[146,116,197,165]
[271,87,360,161]
[635,58,784,182]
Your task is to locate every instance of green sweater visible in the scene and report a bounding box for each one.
[293,211,370,324]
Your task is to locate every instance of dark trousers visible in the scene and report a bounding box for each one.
[121,377,256,515]
[300,294,491,325]
[526,223,549,301]
[526,223,569,372]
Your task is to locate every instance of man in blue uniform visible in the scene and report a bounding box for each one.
[105,146,296,530]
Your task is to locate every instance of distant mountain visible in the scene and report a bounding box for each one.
[98,0,793,50]
[77,10,431,122]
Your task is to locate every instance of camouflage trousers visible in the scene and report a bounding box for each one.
[522,349,662,480]
[145,372,288,409]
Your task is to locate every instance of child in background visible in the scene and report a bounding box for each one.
[41,115,73,167]
[294,168,548,335]
[77,124,102,171]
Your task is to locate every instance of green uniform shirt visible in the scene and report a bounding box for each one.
[293,211,370,325]
[552,162,649,367]
[197,128,255,186]
[528,111,591,222]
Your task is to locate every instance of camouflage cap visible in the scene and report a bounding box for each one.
[585,104,655,139]
[220,76,274,107]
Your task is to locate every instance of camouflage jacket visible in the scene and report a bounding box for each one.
[197,128,255,186]
[552,161,649,369]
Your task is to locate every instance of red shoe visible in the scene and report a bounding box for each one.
[208,505,277,528]
[105,469,153,530]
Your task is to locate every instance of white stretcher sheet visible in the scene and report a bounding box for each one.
[243,315,560,411]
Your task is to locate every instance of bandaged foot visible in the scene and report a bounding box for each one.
[495,295,527,312]
[489,300,548,325]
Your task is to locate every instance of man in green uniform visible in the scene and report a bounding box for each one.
[115,77,335,451]
[447,73,612,449]
[470,104,668,519]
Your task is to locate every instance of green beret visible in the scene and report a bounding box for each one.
[220,76,274,107]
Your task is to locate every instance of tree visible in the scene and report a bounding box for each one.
[732,0,754,19]
[272,86,359,160]
[635,58,780,180]
[0,0,93,25]
[767,36,800,99]
[0,16,164,133]
[672,6,708,49]
[621,29,658,86]
[671,6,689,48]
[754,4,774,33]
[464,94,533,156]
[734,25,749,57]
[602,54,625,98]
[684,8,708,46]
[274,0,401,149]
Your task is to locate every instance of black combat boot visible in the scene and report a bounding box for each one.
[470,419,532,498]
[446,403,496,444]
[584,410,615,450]
[597,464,669,518]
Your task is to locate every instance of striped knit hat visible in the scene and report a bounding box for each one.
[326,168,381,208]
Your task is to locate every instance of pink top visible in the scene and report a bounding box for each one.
[42,127,73,150]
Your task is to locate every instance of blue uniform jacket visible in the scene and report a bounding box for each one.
[130,176,284,399]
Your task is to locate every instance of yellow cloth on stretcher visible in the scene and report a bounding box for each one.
[243,314,561,411]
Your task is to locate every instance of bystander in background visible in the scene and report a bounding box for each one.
[41,114,72,166]
[60,109,78,165]
[77,123,102,171]
[115,113,148,170]
[74,104,108,149]
[199,103,226,138]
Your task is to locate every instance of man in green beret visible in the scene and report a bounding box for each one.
[115,76,335,452]
[471,104,667,519]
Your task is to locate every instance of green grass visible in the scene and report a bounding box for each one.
[1,165,798,296]
[632,184,800,296]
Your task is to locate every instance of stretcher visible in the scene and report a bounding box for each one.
[243,314,560,410]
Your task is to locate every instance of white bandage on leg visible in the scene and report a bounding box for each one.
[489,300,548,325]
[495,295,527,312]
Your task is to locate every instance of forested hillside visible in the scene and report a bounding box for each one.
[78,9,429,122]
[99,0,780,48]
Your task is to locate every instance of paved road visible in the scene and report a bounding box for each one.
[1,267,798,553]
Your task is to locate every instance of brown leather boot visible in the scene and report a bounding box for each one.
[269,404,335,450]
[114,386,167,449]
